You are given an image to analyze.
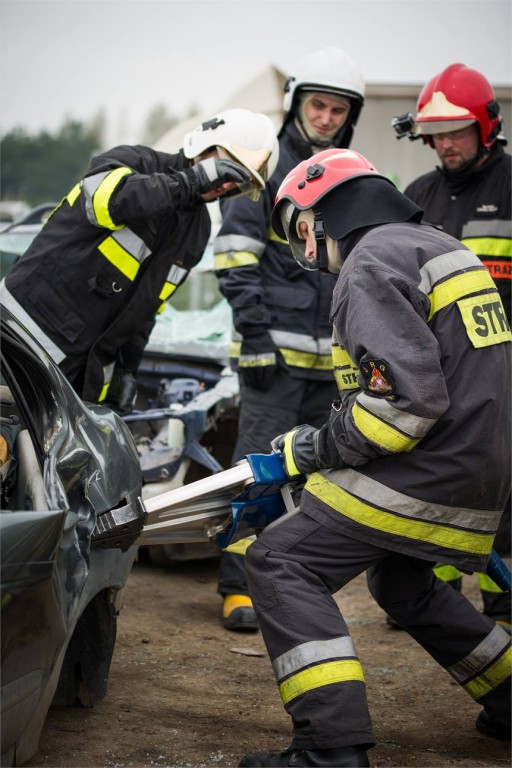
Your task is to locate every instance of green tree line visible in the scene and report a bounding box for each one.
[0,103,190,208]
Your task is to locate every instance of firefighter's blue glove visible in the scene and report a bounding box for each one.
[239,331,277,391]
[178,158,250,203]
[271,423,346,478]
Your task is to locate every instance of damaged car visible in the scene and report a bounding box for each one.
[0,306,144,767]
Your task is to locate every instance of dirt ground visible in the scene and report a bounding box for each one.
[27,551,510,768]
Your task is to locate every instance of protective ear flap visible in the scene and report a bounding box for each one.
[322,177,423,239]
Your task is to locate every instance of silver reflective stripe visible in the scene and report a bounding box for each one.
[446,625,511,684]
[112,227,151,263]
[166,265,188,285]
[324,467,502,533]
[103,362,115,385]
[356,392,437,437]
[461,220,512,239]
[214,234,265,257]
[200,157,218,182]
[270,330,332,355]
[272,637,357,682]
[0,281,66,364]
[418,250,483,295]
[82,171,110,226]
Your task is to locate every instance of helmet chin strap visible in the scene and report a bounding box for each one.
[313,207,330,273]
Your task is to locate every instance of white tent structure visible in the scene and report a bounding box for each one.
[154,65,286,155]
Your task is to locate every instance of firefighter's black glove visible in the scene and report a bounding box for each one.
[105,370,138,416]
[271,423,346,478]
[178,158,250,204]
[239,331,277,391]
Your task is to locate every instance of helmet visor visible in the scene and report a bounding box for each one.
[277,203,318,271]
[217,147,270,202]
[414,118,476,136]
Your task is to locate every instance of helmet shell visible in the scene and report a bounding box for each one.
[183,108,279,189]
[283,47,365,119]
[414,63,502,147]
[271,149,387,241]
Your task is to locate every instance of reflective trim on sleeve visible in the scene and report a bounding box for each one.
[305,470,498,555]
[418,250,483,294]
[239,351,277,368]
[427,269,496,321]
[356,392,437,438]
[0,280,66,364]
[279,660,365,706]
[159,264,188,301]
[98,362,115,403]
[282,430,301,477]
[270,331,332,356]
[67,183,81,206]
[462,237,512,259]
[214,251,259,270]
[332,335,359,391]
[97,236,140,281]
[352,401,420,453]
[279,348,333,370]
[273,637,357,681]
[461,220,512,240]
[83,167,133,229]
[214,234,265,257]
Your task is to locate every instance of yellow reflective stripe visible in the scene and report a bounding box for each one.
[279,660,365,706]
[67,183,81,206]
[214,251,259,270]
[159,283,177,301]
[98,382,110,402]
[352,402,419,453]
[280,348,333,370]
[283,430,301,477]
[434,564,463,582]
[230,340,241,357]
[224,537,255,555]
[157,302,167,314]
[428,269,496,321]
[478,572,505,593]
[463,646,512,700]
[97,235,140,280]
[305,474,495,555]
[93,167,132,230]
[267,225,288,245]
[332,345,357,368]
[462,237,512,258]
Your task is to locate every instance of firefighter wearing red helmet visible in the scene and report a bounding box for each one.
[234,149,511,767]
[394,63,512,631]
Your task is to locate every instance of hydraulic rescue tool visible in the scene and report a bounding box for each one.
[91,452,511,592]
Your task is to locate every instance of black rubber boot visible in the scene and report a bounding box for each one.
[238,745,370,767]
[476,710,511,741]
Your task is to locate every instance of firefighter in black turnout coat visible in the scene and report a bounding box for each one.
[235,148,511,768]
[0,109,278,412]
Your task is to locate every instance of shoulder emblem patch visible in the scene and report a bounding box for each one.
[360,357,395,395]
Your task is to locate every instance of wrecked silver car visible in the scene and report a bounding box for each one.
[0,306,143,767]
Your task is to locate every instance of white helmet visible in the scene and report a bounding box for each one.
[183,108,279,199]
[282,47,365,148]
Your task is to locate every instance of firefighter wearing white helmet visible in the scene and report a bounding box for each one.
[0,109,278,412]
[232,148,511,766]
[212,49,366,633]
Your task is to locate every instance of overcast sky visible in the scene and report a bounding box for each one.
[1,0,511,147]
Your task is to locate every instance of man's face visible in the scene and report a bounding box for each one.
[301,93,351,143]
[432,123,481,171]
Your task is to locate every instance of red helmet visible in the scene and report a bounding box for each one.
[413,63,502,148]
[271,149,391,271]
